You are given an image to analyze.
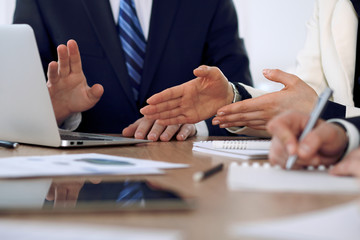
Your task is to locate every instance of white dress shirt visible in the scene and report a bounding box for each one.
[109,0,152,40]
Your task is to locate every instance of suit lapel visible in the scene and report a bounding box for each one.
[138,0,181,104]
[81,0,137,110]
[330,0,358,105]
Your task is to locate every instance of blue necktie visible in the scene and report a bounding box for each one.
[118,0,146,102]
[116,181,144,207]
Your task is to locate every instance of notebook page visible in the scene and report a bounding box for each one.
[192,141,268,160]
[227,162,360,194]
[212,140,271,150]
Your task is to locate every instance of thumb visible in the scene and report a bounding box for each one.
[263,69,297,86]
[193,65,224,80]
[88,83,104,102]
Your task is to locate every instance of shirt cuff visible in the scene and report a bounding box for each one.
[327,119,360,156]
[195,120,209,136]
[59,112,82,131]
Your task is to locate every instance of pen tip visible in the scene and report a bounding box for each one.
[193,172,203,182]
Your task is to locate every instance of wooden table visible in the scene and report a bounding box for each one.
[0,136,357,239]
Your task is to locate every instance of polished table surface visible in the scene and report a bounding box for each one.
[0,136,358,239]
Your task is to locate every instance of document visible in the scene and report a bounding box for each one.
[227,162,360,194]
[0,153,188,178]
[0,219,182,240]
[228,201,360,240]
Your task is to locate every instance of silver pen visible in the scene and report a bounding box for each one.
[285,87,333,169]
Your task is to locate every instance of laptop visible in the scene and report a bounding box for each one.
[0,24,150,147]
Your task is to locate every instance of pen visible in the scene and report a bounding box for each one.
[285,87,333,169]
[0,140,19,149]
[193,163,224,181]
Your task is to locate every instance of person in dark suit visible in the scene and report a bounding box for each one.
[266,110,360,176]
[13,0,252,141]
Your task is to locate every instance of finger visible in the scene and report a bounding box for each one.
[330,158,360,177]
[54,187,67,202]
[67,39,83,73]
[213,111,269,125]
[158,124,181,142]
[216,120,266,129]
[46,185,55,201]
[176,124,197,141]
[146,85,184,105]
[267,113,306,156]
[262,69,298,86]
[66,186,82,201]
[217,97,268,116]
[297,122,346,164]
[47,61,60,85]
[193,65,224,80]
[147,121,167,141]
[122,118,142,137]
[88,83,104,103]
[295,131,323,165]
[57,44,70,77]
[330,149,360,177]
[141,98,182,115]
[156,115,188,126]
[268,136,288,167]
[144,107,186,122]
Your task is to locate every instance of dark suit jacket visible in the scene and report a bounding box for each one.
[13,0,252,135]
[345,116,360,132]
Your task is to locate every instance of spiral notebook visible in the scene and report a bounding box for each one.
[192,140,270,160]
[227,162,360,194]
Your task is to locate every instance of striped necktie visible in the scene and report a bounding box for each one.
[118,0,146,102]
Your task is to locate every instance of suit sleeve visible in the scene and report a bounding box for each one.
[13,0,57,74]
[201,0,253,136]
[203,0,252,87]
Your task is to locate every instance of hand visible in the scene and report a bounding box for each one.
[266,111,348,169]
[330,149,360,177]
[140,65,234,125]
[47,39,104,126]
[46,178,102,208]
[122,117,197,141]
[46,180,85,208]
[212,69,318,130]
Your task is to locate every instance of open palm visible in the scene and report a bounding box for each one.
[47,40,104,125]
[140,66,233,125]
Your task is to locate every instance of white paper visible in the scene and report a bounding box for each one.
[0,153,189,178]
[193,141,268,160]
[0,219,183,240]
[227,162,360,194]
[229,201,360,240]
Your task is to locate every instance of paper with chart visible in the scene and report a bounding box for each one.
[229,201,360,240]
[227,162,360,194]
[0,153,189,178]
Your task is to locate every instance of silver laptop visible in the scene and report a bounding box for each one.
[0,24,150,147]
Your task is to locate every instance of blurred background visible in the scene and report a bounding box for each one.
[0,0,315,92]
